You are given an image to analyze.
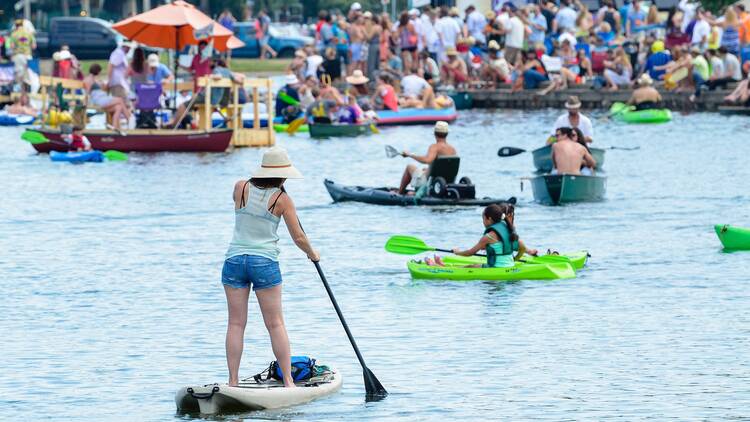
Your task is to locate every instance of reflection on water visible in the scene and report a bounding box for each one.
[2,110,750,420]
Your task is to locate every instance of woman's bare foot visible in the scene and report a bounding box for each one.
[424,257,436,266]
[434,255,445,266]
[283,377,297,388]
[228,378,239,387]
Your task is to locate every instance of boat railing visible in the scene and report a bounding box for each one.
[197,75,275,148]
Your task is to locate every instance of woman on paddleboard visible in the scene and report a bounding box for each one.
[223,147,319,387]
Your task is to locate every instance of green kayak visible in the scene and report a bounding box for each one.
[309,123,373,138]
[407,260,576,281]
[715,224,750,250]
[444,251,589,270]
[273,123,309,133]
[610,102,672,124]
[447,91,473,110]
[532,145,605,172]
[530,174,607,205]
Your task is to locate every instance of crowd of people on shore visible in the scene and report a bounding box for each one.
[279,0,750,113]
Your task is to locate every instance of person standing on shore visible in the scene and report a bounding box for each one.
[222,147,319,388]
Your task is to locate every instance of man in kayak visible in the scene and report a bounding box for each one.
[548,96,594,143]
[275,74,301,124]
[627,73,662,110]
[398,121,457,194]
[551,127,596,175]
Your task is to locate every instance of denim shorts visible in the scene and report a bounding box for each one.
[222,255,282,290]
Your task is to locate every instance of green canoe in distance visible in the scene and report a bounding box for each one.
[407,260,576,281]
[309,123,373,138]
[715,224,750,251]
[273,123,309,133]
[532,144,606,173]
[446,91,473,110]
[530,174,607,205]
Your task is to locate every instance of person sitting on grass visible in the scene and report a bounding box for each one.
[398,121,456,195]
[424,203,531,268]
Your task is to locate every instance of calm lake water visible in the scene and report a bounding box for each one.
[2,110,750,421]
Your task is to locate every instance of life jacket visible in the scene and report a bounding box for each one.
[69,134,87,150]
[484,221,516,267]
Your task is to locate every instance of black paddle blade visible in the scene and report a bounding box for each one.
[363,366,388,400]
[497,146,526,157]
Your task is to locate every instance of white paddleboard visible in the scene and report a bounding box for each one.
[175,368,342,415]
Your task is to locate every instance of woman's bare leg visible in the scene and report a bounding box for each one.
[224,285,250,386]
[256,285,294,388]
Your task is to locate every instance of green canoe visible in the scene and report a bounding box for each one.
[532,145,605,172]
[610,102,672,124]
[715,224,750,250]
[309,123,373,138]
[407,260,576,281]
[530,174,607,205]
[273,123,309,133]
[444,251,589,270]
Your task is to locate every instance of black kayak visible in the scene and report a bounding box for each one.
[324,179,516,206]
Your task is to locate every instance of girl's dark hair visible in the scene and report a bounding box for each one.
[484,204,518,242]
[572,127,591,152]
[89,63,102,75]
[250,178,285,189]
[399,11,410,27]
[132,47,146,74]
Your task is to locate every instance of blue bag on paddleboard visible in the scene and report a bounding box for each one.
[255,356,316,383]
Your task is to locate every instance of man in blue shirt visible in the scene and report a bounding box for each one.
[643,40,671,80]
[626,0,646,36]
[147,54,173,86]
[526,4,548,46]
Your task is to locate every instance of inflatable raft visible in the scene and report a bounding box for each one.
[375,106,457,126]
[176,369,341,414]
[610,102,672,124]
[0,111,35,126]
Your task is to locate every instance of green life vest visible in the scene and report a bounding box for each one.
[484,222,518,267]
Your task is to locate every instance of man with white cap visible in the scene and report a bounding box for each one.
[275,74,301,123]
[398,121,458,194]
[223,146,319,388]
[549,96,594,143]
[108,41,133,101]
[146,53,173,86]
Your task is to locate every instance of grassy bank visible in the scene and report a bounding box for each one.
[39,58,291,76]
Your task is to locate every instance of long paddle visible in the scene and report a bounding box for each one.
[21,130,128,161]
[385,145,400,158]
[285,116,307,135]
[497,145,639,157]
[385,235,573,264]
[296,216,387,400]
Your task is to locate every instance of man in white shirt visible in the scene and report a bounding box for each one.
[409,8,426,52]
[400,71,436,108]
[706,47,743,90]
[678,0,698,32]
[553,0,577,34]
[435,8,462,62]
[691,10,710,51]
[549,96,594,143]
[504,3,526,66]
[422,10,441,61]
[465,5,487,44]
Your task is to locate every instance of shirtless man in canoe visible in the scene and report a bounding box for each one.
[398,121,456,194]
[551,127,596,175]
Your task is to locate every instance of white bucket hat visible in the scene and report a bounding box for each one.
[285,74,300,85]
[434,121,449,134]
[252,147,303,179]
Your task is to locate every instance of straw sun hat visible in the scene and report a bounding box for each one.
[252,147,303,179]
[346,70,369,85]
[564,96,582,109]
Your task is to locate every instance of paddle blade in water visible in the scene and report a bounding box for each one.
[103,150,128,161]
[497,146,526,157]
[385,235,435,255]
[363,367,388,400]
[21,130,49,144]
[384,145,400,158]
[285,117,306,135]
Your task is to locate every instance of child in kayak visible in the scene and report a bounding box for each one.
[425,203,533,268]
[63,126,92,152]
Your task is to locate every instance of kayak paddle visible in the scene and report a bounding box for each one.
[21,130,129,161]
[385,145,400,158]
[277,91,301,106]
[497,146,526,157]
[369,123,380,134]
[285,117,307,135]
[295,214,387,400]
